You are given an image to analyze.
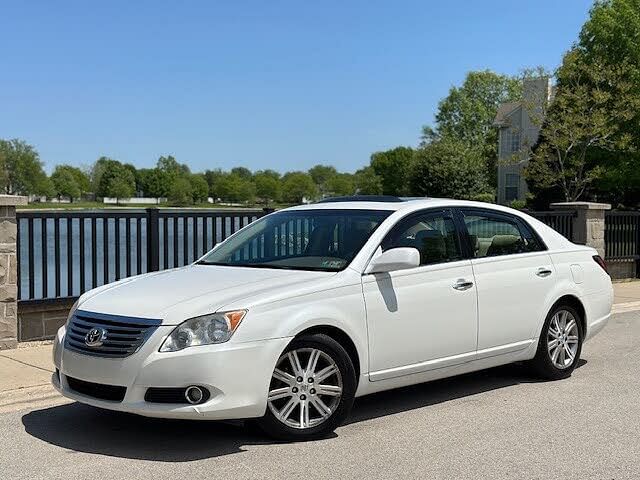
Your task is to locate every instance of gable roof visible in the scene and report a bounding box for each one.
[493,102,521,127]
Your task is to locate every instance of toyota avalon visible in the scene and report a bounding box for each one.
[52,197,613,440]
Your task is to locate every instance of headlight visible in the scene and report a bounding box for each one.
[159,310,247,352]
[65,299,80,327]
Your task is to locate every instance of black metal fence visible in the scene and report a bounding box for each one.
[528,211,575,240]
[16,206,640,301]
[17,208,268,301]
[605,211,640,262]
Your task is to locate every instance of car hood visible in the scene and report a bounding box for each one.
[77,265,335,325]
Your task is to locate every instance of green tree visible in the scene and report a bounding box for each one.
[308,164,337,194]
[423,70,522,146]
[137,168,171,198]
[0,139,51,195]
[204,169,225,199]
[50,165,90,199]
[168,177,193,205]
[409,138,491,199]
[230,166,253,180]
[216,173,256,203]
[576,0,640,204]
[527,48,639,201]
[354,166,383,195]
[325,173,355,196]
[189,174,209,203]
[51,166,81,200]
[370,147,414,196]
[104,168,136,202]
[422,71,522,187]
[281,172,318,203]
[157,155,190,178]
[254,171,281,204]
[93,158,136,200]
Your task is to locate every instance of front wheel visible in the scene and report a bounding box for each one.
[256,333,356,441]
[531,305,583,380]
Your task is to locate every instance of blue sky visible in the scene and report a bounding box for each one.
[1,0,594,174]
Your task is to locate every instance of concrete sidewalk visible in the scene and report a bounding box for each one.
[2,280,640,414]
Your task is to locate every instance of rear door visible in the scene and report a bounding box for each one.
[458,208,555,355]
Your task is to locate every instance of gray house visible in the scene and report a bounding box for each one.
[494,77,552,204]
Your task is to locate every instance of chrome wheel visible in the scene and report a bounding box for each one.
[268,347,343,429]
[547,309,580,369]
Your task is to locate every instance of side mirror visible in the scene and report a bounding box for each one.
[365,247,420,274]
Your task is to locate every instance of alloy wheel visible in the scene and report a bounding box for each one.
[267,347,343,429]
[547,309,580,369]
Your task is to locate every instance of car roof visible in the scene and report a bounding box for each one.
[283,197,510,213]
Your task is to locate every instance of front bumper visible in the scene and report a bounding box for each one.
[52,325,291,420]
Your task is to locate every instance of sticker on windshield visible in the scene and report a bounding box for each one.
[321,259,345,269]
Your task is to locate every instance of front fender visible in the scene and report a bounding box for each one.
[230,282,369,375]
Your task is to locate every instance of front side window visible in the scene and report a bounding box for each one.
[198,209,391,271]
[462,210,543,258]
[382,211,462,266]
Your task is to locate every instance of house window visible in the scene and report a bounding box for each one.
[505,174,519,201]
[509,130,521,153]
[502,128,521,155]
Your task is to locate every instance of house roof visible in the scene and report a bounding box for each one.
[493,102,521,127]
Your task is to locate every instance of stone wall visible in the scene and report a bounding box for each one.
[18,298,76,341]
[551,202,611,258]
[608,261,636,281]
[0,196,27,349]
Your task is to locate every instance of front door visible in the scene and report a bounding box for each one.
[362,209,478,381]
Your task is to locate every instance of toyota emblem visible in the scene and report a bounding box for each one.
[85,327,107,347]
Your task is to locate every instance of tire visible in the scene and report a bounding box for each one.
[256,333,357,441]
[531,304,583,380]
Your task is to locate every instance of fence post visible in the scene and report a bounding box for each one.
[146,208,160,272]
[550,202,611,257]
[0,195,28,350]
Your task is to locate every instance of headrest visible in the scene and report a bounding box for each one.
[490,234,520,247]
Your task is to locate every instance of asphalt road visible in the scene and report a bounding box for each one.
[1,310,639,480]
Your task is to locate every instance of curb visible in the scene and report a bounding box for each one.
[0,384,68,414]
[612,301,640,314]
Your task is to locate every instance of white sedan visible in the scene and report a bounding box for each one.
[52,198,613,440]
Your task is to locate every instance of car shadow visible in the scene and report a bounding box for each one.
[21,359,587,462]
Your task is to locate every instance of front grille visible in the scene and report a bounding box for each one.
[65,310,162,358]
[66,376,127,402]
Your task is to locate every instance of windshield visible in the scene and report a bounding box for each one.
[198,209,391,271]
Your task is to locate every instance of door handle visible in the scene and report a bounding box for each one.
[453,279,474,291]
[536,268,553,277]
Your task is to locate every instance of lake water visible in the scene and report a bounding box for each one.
[18,215,249,300]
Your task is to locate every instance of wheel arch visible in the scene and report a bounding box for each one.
[294,325,361,383]
[549,294,587,336]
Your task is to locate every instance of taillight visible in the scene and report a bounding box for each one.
[593,255,609,275]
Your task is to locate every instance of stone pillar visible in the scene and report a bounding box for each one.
[0,195,28,350]
[550,202,611,257]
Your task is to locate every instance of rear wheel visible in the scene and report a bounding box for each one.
[531,304,583,380]
[256,333,356,441]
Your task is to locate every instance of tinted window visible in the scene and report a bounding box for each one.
[382,212,462,266]
[462,211,543,258]
[199,209,390,271]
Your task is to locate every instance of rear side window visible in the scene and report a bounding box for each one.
[461,210,543,258]
[382,211,462,266]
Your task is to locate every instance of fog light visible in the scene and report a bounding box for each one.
[185,385,205,404]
